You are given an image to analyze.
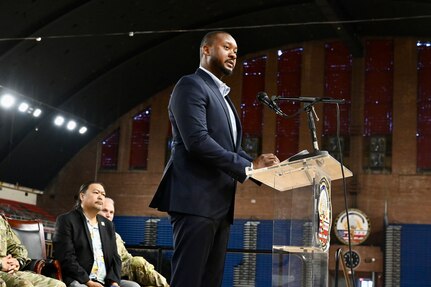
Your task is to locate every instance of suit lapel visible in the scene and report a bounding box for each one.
[196,69,237,149]
[79,210,94,251]
[98,218,109,260]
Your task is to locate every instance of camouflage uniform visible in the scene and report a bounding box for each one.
[116,233,169,287]
[0,215,66,287]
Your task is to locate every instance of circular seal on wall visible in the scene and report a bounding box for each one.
[317,177,332,252]
[334,208,371,245]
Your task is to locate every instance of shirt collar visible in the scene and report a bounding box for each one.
[199,66,231,97]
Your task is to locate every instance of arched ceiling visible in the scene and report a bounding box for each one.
[0,0,430,189]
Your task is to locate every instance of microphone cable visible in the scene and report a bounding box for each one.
[334,103,357,287]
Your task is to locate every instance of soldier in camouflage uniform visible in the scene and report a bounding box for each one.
[100,198,169,287]
[0,214,66,287]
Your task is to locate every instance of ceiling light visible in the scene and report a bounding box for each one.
[66,120,77,130]
[0,94,16,109]
[18,102,29,112]
[79,126,88,134]
[54,116,65,126]
[33,108,42,117]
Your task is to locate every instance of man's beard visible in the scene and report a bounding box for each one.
[221,65,233,76]
[211,58,234,76]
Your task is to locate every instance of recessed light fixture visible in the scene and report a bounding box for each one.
[66,120,77,130]
[79,126,88,134]
[54,115,65,126]
[33,108,42,117]
[18,102,29,112]
[0,94,16,109]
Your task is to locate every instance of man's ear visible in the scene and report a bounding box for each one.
[202,45,210,56]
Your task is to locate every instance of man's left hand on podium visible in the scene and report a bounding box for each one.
[252,153,280,169]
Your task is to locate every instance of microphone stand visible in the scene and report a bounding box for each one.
[274,97,335,162]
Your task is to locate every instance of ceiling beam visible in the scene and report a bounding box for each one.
[315,0,363,57]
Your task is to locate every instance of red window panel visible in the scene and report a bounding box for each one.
[417,102,431,134]
[417,45,431,169]
[276,48,302,160]
[364,104,393,135]
[323,105,351,135]
[417,136,431,168]
[325,72,351,97]
[418,69,431,95]
[364,39,394,137]
[129,107,151,170]
[323,42,352,136]
[325,41,352,71]
[241,56,266,137]
[364,71,393,102]
[365,39,394,71]
[100,129,120,170]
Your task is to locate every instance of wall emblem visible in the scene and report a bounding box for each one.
[335,208,371,245]
[317,177,331,252]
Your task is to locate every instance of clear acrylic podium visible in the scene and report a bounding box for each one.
[246,152,352,287]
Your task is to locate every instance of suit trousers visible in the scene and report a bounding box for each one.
[169,212,230,287]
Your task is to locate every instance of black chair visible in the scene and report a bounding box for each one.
[8,218,62,281]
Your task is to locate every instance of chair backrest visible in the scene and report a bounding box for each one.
[8,218,47,260]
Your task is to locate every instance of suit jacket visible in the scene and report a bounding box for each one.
[150,68,253,223]
[53,207,121,285]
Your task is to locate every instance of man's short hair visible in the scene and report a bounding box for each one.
[199,31,231,58]
[200,31,227,47]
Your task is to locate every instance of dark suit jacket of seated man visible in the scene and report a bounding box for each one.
[52,182,135,287]
[53,207,121,286]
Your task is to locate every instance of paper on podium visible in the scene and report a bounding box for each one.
[246,151,353,191]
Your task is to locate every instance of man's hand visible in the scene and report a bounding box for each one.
[1,254,20,273]
[252,153,280,169]
[85,280,104,287]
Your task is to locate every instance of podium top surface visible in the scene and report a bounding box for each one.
[246,152,352,191]
[273,245,327,254]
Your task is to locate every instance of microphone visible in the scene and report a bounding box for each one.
[257,92,285,116]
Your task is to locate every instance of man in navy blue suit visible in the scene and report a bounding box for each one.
[150,31,279,287]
